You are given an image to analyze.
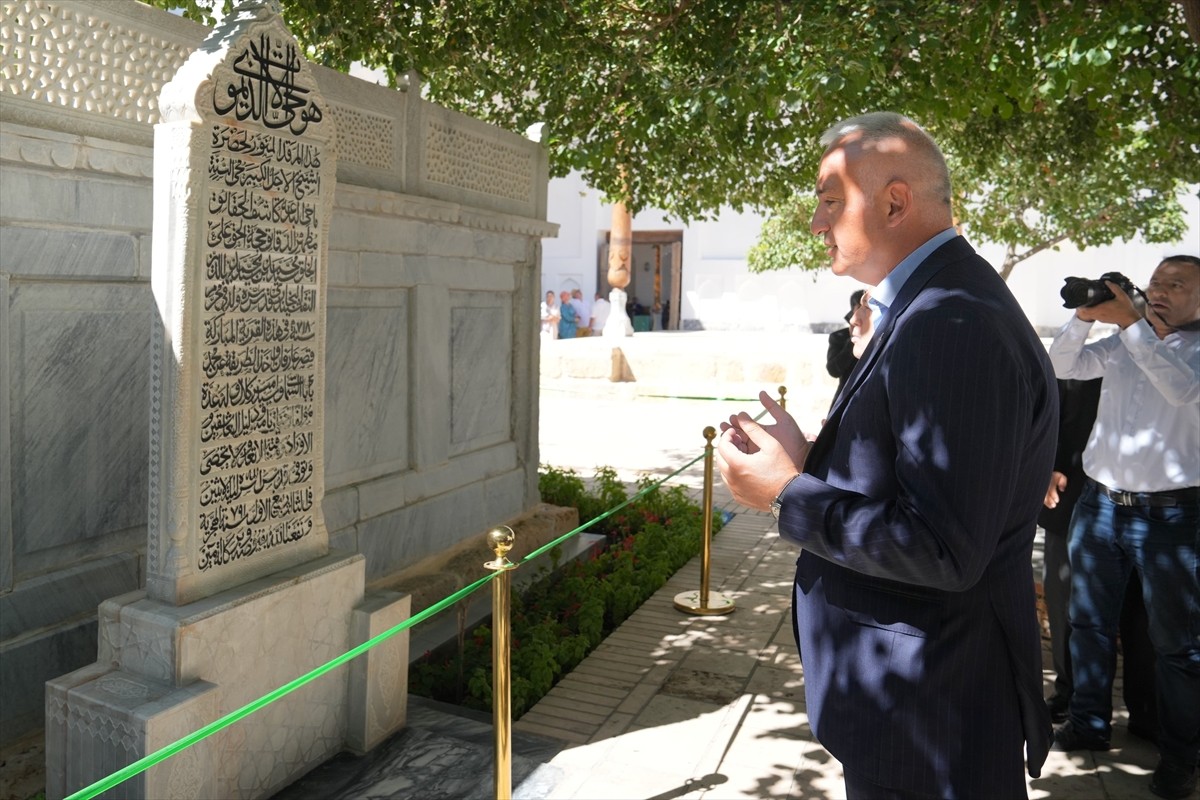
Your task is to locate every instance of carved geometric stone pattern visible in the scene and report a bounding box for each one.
[97,674,152,699]
[0,1,191,123]
[47,694,67,725]
[424,118,533,201]
[69,705,137,752]
[328,102,393,170]
[148,314,164,576]
[166,747,205,798]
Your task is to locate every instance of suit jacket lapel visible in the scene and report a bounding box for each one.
[806,237,971,471]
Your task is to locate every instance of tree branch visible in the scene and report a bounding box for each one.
[1003,203,1121,279]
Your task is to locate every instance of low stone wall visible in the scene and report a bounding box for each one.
[384,502,580,617]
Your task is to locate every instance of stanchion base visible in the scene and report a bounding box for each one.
[673,590,736,616]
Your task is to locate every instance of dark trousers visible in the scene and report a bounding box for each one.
[1067,482,1199,766]
[1043,524,1157,730]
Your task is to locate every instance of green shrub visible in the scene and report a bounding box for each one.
[409,465,723,718]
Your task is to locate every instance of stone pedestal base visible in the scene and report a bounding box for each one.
[347,590,411,755]
[46,666,219,800]
[46,553,411,800]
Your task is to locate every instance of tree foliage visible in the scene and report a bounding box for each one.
[152,0,1199,276]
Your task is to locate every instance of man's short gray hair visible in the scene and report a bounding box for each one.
[819,112,952,207]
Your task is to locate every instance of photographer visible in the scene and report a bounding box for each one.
[1047,255,1200,800]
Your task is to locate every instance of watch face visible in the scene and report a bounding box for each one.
[771,500,782,519]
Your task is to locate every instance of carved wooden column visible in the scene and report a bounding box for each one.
[603,201,634,337]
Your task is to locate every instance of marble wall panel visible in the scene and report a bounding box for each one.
[1,615,97,739]
[324,289,409,488]
[329,215,428,255]
[0,553,139,640]
[449,292,511,453]
[457,228,529,266]
[0,168,75,225]
[328,526,359,557]
[422,222,494,261]
[390,256,515,292]
[1,273,10,595]
[8,282,151,577]
[357,478,494,583]
[322,486,360,536]
[0,225,138,279]
[355,505,412,585]
[73,174,152,230]
[403,481,487,566]
[410,284,450,471]
[483,470,526,527]
[326,249,359,287]
[357,442,517,520]
[357,252,410,289]
[0,165,150,230]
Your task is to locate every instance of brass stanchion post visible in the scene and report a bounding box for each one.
[485,526,517,800]
[674,426,735,615]
[778,385,787,411]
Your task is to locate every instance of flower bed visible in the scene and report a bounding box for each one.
[409,466,723,718]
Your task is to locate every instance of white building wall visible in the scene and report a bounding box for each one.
[542,170,1200,334]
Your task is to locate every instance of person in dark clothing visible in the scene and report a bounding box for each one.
[1039,377,1157,739]
[825,289,866,399]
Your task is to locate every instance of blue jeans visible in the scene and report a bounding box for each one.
[1066,480,1200,767]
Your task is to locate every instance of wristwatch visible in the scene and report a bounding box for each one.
[770,474,801,519]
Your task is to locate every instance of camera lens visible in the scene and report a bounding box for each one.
[1060,277,1116,308]
[1061,278,1093,309]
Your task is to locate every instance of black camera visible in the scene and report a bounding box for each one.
[1060,271,1140,309]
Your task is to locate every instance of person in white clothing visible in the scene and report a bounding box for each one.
[1047,254,1200,800]
[540,290,559,339]
[591,292,612,333]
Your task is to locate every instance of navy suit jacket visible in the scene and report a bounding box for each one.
[777,237,1056,797]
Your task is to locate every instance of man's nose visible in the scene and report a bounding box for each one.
[810,208,826,236]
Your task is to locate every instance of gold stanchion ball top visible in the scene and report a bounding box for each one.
[703,425,716,442]
[778,385,787,398]
[488,526,515,558]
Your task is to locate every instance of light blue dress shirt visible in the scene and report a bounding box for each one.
[868,227,959,327]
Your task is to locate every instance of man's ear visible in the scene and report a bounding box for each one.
[885,180,913,227]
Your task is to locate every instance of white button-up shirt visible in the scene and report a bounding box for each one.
[1049,316,1200,492]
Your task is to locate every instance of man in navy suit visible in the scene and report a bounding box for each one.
[716,112,1056,798]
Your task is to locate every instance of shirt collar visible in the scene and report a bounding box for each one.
[869,227,959,324]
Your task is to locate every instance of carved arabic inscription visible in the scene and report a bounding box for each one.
[196,33,324,572]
